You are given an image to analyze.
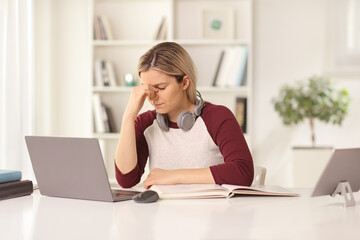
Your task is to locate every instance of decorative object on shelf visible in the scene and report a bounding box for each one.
[202,8,235,39]
[272,75,351,147]
[125,73,138,86]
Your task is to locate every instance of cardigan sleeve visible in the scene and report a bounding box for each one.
[203,104,254,186]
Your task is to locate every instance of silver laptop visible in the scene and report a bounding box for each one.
[311,148,360,197]
[25,136,140,202]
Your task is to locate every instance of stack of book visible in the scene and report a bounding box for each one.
[94,15,114,40]
[92,94,115,133]
[0,169,33,201]
[212,46,248,87]
[94,59,118,87]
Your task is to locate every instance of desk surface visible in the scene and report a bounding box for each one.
[0,188,359,240]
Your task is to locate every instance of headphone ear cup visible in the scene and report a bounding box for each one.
[177,111,195,131]
[156,113,169,131]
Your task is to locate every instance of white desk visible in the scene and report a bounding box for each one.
[0,189,359,240]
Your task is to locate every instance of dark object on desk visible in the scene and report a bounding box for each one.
[133,190,159,203]
[25,136,140,202]
[0,180,33,201]
[311,148,360,207]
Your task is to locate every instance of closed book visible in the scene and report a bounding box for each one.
[212,50,225,86]
[0,180,33,201]
[226,46,248,87]
[100,15,114,40]
[96,16,107,40]
[101,104,115,133]
[94,16,102,40]
[215,47,233,87]
[101,104,111,133]
[0,169,22,184]
[94,60,104,87]
[93,94,106,133]
[101,61,110,86]
[154,16,166,40]
[105,61,118,86]
[235,97,247,133]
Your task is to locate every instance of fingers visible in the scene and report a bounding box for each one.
[143,168,158,189]
[143,84,158,101]
[125,84,158,119]
[143,168,177,189]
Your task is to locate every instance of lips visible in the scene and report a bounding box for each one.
[154,103,163,109]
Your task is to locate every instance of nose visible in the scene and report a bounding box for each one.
[152,90,159,100]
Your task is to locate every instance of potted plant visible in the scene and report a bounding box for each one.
[272,75,350,148]
[272,75,351,187]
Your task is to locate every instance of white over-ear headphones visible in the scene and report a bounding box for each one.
[156,91,204,131]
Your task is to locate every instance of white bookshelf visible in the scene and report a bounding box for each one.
[90,0,253,183]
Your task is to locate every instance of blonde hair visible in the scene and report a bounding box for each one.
[138,42,197,104]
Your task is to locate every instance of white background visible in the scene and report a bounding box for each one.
[32,0,360,186]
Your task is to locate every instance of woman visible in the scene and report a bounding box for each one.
[115,42,253,189]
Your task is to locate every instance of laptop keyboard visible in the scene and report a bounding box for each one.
[111,189,141,201]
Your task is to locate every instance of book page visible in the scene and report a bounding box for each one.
[150,184,230,199]
[222,184,300,197]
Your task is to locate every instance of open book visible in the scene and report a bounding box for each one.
[149,184,300,199]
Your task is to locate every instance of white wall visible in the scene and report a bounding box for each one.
[252,0,360,186]
[33,0,360,186]
[34,0,91,137]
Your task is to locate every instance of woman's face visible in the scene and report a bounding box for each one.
[140,69,190,121]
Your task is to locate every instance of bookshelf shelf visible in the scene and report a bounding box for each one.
[93,40,165,47]
[90,0,253,183]
[92,86,249,94]
[92,86,134,93]
[176,39,249,46]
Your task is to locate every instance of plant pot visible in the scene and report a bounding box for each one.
[291,146,334,188]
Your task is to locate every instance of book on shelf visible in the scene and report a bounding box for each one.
[105,61,118,87]
[101,104,116,133]
[94,59,118,87]
[94,15,114,40]
[94,16,102,40]
[0,180,33,201]
[212,50,225,86]
[150,184,300,199]
[93,94,106,133]
[0,169,22,183]
[153,16,167,40]
[213,46,248,87]
[235,97,247,133]
[93,94,116,133]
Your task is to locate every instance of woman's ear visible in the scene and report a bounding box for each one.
[182,75,191,90]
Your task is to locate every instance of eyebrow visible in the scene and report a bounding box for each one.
[152,82,168,87]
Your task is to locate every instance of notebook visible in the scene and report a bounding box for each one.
[25,136,140,202]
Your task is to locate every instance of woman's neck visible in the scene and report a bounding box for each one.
[167,101,196,122]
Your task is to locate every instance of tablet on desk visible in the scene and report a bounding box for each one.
[311,148,360,197]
